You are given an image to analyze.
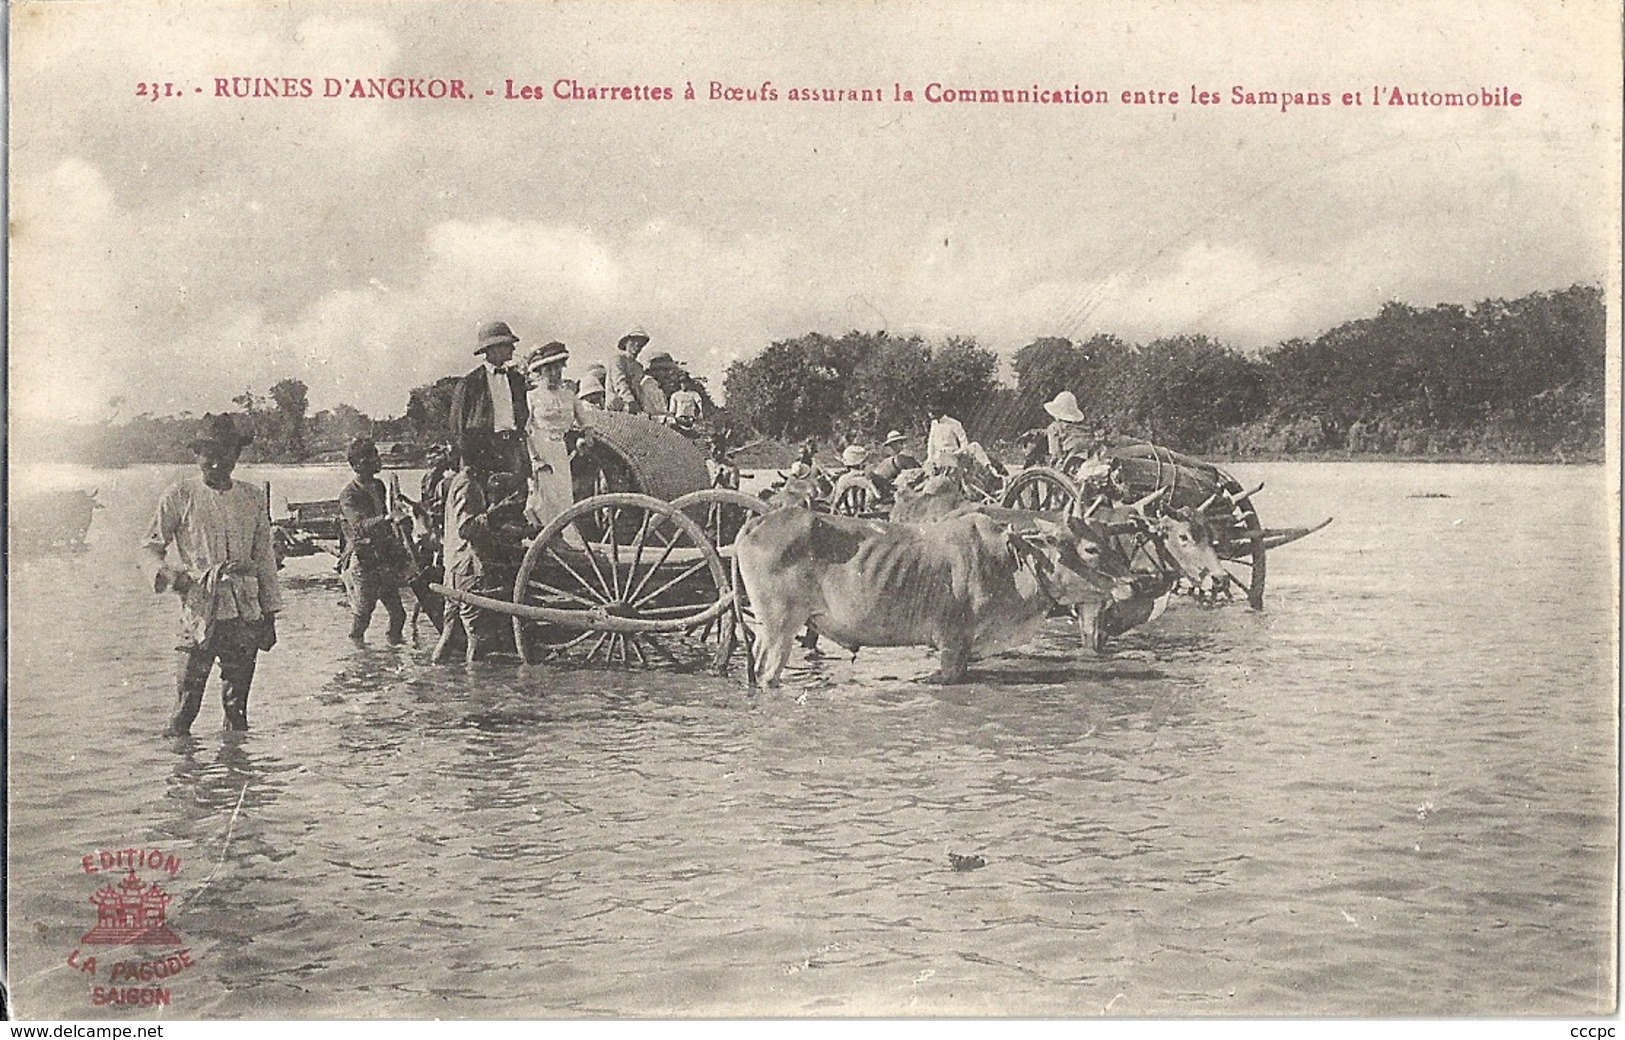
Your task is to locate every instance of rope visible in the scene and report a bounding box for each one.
[172,782,249,914]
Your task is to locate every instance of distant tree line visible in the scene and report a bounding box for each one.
[28,377,374,467]
[21,283,1605,467]
[721,283,1605,459]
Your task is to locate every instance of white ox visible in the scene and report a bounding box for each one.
[734,506,1133,686]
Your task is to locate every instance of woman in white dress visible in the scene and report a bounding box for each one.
[522,341,593,530]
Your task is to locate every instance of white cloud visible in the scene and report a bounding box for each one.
[9,161,125,422]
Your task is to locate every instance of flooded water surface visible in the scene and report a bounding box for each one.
[5,461,1616,1017]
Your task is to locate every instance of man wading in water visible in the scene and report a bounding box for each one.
[142,413,282,736]
[338,435,412,645]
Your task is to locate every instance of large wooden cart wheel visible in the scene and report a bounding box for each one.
[672,489,771,678]
[1001,466,1080,515]
[1212,476,1266,609]
[671,489,770,552]
[511,493,732,669]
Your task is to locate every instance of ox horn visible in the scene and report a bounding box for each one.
[1197,490,1222,513]
[1131,487,1167,513]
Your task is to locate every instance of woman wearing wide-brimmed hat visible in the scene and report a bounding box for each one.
[521,341,593,529]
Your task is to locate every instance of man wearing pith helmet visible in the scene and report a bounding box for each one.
[449,320,531,478]
[1043,389,1093,464]
[607,326,650,414]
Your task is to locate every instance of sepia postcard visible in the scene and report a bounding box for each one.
[6,0,1621,1026]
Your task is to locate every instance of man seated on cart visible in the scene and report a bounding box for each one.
[868,429,922,501]
[831,445,883,514]
[1042,390,1094,467]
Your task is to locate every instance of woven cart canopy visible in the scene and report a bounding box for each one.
[1106,442,1236,510]
[580,411,711,502]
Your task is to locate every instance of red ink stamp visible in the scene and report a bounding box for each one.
[65,848,197,1008]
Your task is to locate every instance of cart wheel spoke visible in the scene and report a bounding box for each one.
[618,508,657,602]
[525,578,602,610]
[548,537,612,605]
[584,629,613,663]
[631,558,711,610]
[1002,467,1078,516]
[625,525,683,605]
[538,628,601,662]
[514,493,733,669]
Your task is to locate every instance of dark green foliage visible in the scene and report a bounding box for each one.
[1010,333,1267,449]
[15,284,1605,465]
[723,331,1002,443]
[403,375,465,444]
[1252,284,1605,455]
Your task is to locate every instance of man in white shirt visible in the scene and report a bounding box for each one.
[926,400,970,474]
[142,413,282,736]
[668,376,704,431]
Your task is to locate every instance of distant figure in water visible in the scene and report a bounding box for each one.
[141,413,281,736]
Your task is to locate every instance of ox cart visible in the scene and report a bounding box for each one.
[1000,443,1331,609]
[431,411,767,671]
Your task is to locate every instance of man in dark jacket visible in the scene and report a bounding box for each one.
[449,320,531,478]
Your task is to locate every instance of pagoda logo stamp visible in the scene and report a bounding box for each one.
[82,869,182,946]
[66,847,198,1008]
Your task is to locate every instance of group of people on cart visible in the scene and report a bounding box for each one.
[338,320,711,661]
[335,316,1139,659]
[769,387,1124,516]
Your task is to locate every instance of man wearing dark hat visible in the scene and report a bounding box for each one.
[338,436,410,645]
[449,320,531,478]
[141,413,282,735]
[606,326,650,413]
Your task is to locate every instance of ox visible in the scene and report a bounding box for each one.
[892,479,1231,650]
[1078,490,1230,649]
[734,506,1134,686]
[890,474,973,523]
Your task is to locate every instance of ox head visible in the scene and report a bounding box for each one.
[1154,505,1228,599]
[1005,515,1137,607]
[763,478,818,511]
[1082,488,1229,600]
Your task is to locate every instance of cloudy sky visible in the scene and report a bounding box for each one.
[8,0,1620,423]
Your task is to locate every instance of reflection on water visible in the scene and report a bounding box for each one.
[5,461,1617,1017]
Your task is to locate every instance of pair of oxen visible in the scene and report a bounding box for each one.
[734,477,1229,687]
